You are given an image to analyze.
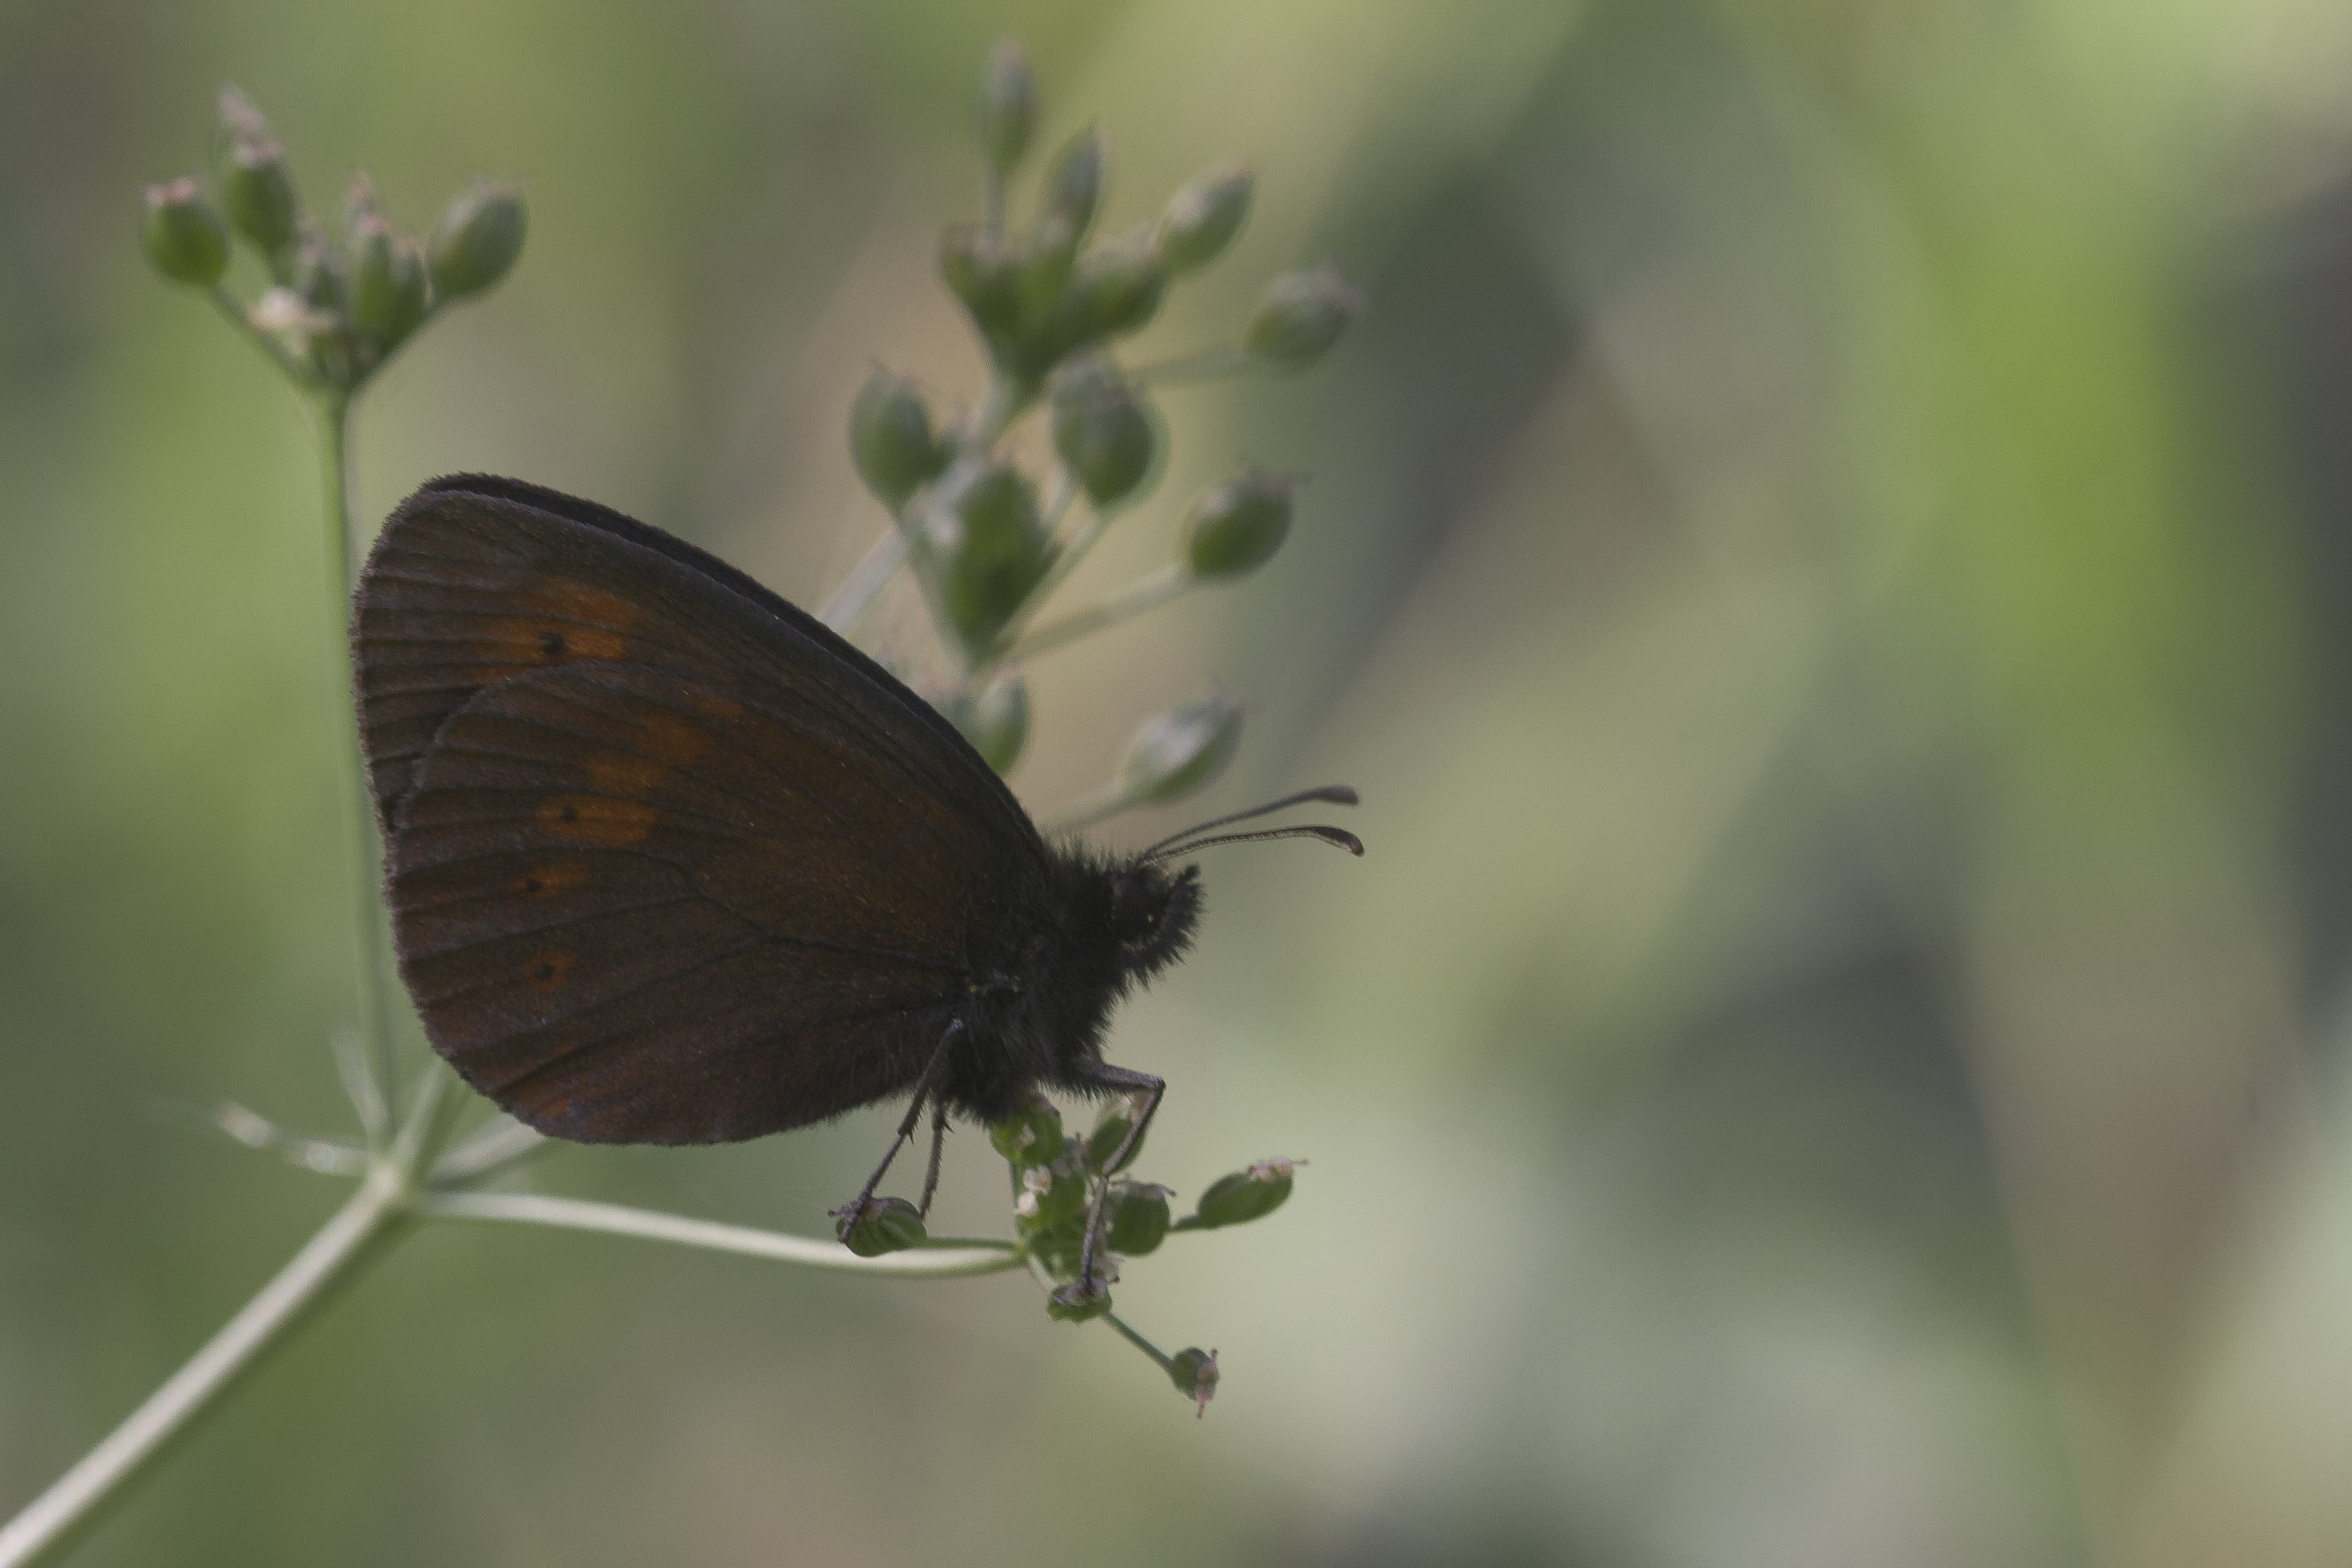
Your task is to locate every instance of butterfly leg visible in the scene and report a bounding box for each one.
[1071,1062,1166,1296]
[833,1019,962,1241]
[917,1097,950,1219]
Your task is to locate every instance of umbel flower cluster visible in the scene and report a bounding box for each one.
[834,38,1360,813]
[144,86,525,396]
[825,39,1360,1399]
[113,37,1355,1454]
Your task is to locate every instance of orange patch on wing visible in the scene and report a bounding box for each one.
[468,579,642,681]
[633,710,712,765]
[510,861,590,897]
[692,693,743,724]
[538,794,658,845]
[579,712,713,798]
[523,951,576,992]
[584,753,668,794]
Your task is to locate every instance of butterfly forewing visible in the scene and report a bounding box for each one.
[353,479,1052,1144]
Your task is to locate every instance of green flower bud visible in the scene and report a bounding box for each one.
[1013,211,1079,343]
[930,464,1050,654]
[1157,166,1253,274]
[836,1195,926,1256]
[848,368,951,510]
[1051,366,1156,506]
[1182,469,1294,579]
[1118,692,1242,803]
[288,227,347,315]
[976,39,1036,175]
[950,666,1030,774]
[1169,1347,1219,1416]
[1057,235,1166,344]
[1015,1155,1088,1232]
[940,225,1021,341]
[427,181,526,303]
[1046,1277,1112,1322]
[142,179,229,286]
[1242,264,1362,365]
[1104,1182,1173,1256]
[1083,1096,1149,1173]
[1191,1157,1300,1228]
[347,217,427,349]
[988,1091,1065,1168]
[1042,127,1104,241]
[217,135,300,258]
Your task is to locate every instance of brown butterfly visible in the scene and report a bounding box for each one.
[351,475,1358,1288]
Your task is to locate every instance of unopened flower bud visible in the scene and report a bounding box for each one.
[930,464,1050,653]
[427,182,526,303]
[836,1195,926,1256]
[1042,128,1104,241]
[1051,366,1155,506]
[1118,693,1242,803]
[848,368,951,510]
[976,39,1037,175]
[1182,470,1294,580]
[988,1091,1066,1168]
[1191,1157,1300,1228]
[1083,1096,1149,1172]
[1242,265,1362,365]
[1020,1157,1088,1231]
[1105,1182,1173,1256]
[958,667,1030,774]
[1169,1347,1219,1416]
[940,225,1021,340]
[287,228,347,317]
[1157,166,1253,274]
[142,179,229,286]
[1014,212,1079,343]
[217,135,299,258]
[1058,236,1166,344]
[347,217,427,349]
[1046,1277,1113,1322]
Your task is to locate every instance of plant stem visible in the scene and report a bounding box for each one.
[314,392,401,1149]
[1005,564,1192,663]
[413,1192,1023,1277]
[205,285,307,383]
[818,526,914,633]
[1103,1310,1176,1373]
[0,1170,415,1568]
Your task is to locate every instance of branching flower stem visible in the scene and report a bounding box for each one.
[1005,563,1193,663]
[315,390,402,1145]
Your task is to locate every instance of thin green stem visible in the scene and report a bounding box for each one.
[314,393,399,1149]
[818,526,914,633]
[1103,1310,1176,1373]
[0,1171,415,1568]
[205,284,308,383]
[1004,564,1193,663]
[414,1192,1024,1277]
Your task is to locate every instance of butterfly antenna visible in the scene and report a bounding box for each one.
[1137,784,1359,860]
[1141,823,1363,864]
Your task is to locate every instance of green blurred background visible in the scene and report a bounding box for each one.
[9,0,2352,1562]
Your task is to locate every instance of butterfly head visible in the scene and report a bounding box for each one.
[1106,860,1203,981]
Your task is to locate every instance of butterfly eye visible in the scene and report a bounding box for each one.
[1108,873,1165,945]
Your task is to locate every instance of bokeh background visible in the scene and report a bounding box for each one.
[8,0,2352,1562]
